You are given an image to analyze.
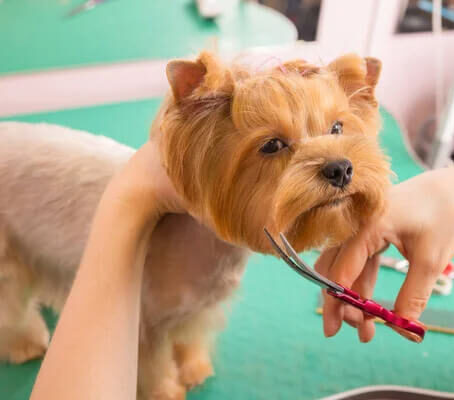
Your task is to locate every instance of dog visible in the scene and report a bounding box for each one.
[0,52,390,399]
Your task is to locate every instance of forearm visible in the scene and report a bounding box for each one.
[31,195,156,400]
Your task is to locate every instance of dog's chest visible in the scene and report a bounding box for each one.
[142,214,248,324]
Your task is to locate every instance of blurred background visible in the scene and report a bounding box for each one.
[258,0,454,166]
[2,0,454,167]
[1,1,454,400]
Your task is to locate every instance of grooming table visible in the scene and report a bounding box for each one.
[0,102,453,400]
[0,0,296,74]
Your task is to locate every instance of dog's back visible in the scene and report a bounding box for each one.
[0,122,247,396]
[0,122,133,307]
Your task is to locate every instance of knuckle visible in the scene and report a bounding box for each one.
[417,255,443,277]
[363,229,386,257]
[425,262,439,277]
[404,296,428,315]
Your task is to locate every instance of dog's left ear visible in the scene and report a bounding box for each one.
[328,54,382,107]
[166,52,234,103]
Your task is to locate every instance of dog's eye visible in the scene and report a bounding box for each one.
[260,138,287,154]
[330,121,343,135]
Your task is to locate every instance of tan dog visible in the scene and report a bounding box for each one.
[0,52,390,399]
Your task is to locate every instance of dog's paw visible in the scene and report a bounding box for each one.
[4,331,49,364]
[179,356,214,389]
[151,379,186,400]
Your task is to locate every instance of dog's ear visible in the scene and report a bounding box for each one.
[166,59,206,102]
[328,54,381,107]
[166,52,233,103]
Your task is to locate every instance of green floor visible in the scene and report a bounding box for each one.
[1,101,453,400]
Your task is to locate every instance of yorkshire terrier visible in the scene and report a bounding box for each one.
[0,52,390,399]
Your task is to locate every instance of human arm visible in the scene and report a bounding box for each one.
[31,141,183,400]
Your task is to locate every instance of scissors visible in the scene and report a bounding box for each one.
[263,228,426,342]
[66,0,112,17]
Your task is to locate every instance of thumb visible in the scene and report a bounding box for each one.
[393,271,432,323]
[323,233,370,337]
[394,246,448,321]
[391,244,447,340]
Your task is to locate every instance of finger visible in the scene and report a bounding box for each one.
[389,243,449,341]
[323,235,370,337]
[353,254,380,342]
[314,247,340,276]
[323,294,345,337]
[394,247,448,321]
[328,234,371,285]
[338,255,380,340]
[358,318,376,343]
[314,247,342,336]
[343,305,362,328]
[315,247,340,301]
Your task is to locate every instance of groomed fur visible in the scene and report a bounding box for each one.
[0,122,246,400]
[0,52,390,400]
[161,52,390,252]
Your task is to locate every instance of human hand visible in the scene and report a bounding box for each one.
[315,168,454,342]
[100,139,185,232]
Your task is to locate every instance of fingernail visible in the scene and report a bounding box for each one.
[324,320,341,337]
[323,325,333,337]
[324,330,335,338]
[385,323,423,343]
[359,333,369,343]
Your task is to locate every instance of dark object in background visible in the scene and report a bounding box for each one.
[397,0,454,33]
[260,0,454,39]
[258,0,321,41]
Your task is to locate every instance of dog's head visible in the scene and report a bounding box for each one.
[158,52,390,252]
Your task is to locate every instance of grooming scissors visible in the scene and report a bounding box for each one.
[264,229,426,342]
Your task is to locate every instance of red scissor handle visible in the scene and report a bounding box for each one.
[442,262,454,277]
[327,287,426,342]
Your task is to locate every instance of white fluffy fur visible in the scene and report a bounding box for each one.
[0,122,247,400]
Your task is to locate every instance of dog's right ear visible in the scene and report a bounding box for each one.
[166,52,233,103]
[328,54,382,108]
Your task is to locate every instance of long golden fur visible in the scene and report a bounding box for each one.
[0,52,390,400]
[161,52,389,252]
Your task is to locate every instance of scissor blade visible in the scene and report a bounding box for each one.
[278,233,343,292]
[264,228,291,260]
[264,229,330,289]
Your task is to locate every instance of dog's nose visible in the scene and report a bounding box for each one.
[321,159,353,188]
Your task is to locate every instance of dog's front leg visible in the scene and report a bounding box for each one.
[0,224,49,363]
[172,306,223,389]
[138,328,186,400]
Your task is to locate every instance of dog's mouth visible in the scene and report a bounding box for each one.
[306,194,352,214]
[276,193,355,249]
[280,194,353,236]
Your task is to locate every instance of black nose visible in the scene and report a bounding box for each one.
[321,159,353,188]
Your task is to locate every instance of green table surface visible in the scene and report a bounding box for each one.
[0,0,296,75]
[1,101,452,400]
